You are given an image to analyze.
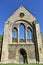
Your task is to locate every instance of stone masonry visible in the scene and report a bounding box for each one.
[1,6,43,63]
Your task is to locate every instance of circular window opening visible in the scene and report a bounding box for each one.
[20,13,24,18]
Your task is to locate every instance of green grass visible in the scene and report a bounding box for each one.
[0,63,43,65]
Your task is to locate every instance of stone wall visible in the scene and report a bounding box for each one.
[8,44,36,61]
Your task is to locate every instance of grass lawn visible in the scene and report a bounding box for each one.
[0,63,43,65]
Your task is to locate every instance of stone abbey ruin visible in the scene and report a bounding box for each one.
[0,6,43,63]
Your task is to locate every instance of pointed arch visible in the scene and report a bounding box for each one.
[19,23,25,42]
[12,27,18,42]
[27,27,32,41]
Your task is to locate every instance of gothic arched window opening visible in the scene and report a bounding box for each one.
[27,27,32,41]
[12,27,18,42]
[19,23,25,42]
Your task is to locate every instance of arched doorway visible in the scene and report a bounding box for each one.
[19,48,28,63]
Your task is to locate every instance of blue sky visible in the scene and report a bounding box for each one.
[0,0,43,35]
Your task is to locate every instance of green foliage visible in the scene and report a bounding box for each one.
[12,38,17,42]
[0,35,3,48]
[20,39,25,42]
[0,64,43,65]
[0,35,3,43]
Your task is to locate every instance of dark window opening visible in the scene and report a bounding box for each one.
[20,13,24,18]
